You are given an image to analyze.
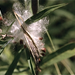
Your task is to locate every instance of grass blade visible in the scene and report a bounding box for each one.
[0,40,11,55]
[5,49,24,75]
[6,21,14,33]
[28,58,35,75]
[26,48,35,75]
[40,43,75,66]
[61,60,74,75]
[45,27,61,74]
[25,3,67,24]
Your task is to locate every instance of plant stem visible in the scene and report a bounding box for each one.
[31,0,38,14]
[45,28,61,75]
[61,60,74,75]
[45,28,74,75]
[45,28,55,51]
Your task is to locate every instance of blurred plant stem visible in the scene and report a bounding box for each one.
[45,28,74,75]
[45,28,61,75]
[31,0,38,15]
[61,60,74,75]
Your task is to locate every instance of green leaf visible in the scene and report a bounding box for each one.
[25,3,67,24]
[28,58,35,75]
[0,40,11,55]
[40,43,75,67]
[0,48,4,55]
[6,21,15,33]
[25,48,35,75]
[0,40,8,45]
[2,21,14,34]
[5,49,24,75]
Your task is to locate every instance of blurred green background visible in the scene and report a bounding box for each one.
[0,0,75,75]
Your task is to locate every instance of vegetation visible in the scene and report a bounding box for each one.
[0,0,75,75]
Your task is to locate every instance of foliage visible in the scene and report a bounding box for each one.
[0,0,75,75]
